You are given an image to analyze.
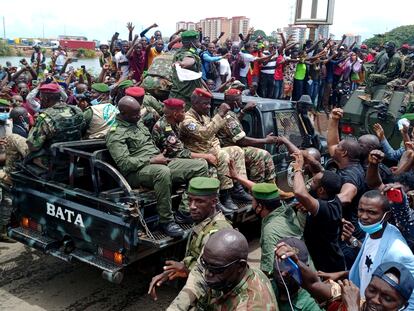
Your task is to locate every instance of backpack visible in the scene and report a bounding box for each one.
[200,51,219,80]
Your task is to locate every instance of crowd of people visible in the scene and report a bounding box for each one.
[1,21,414,311]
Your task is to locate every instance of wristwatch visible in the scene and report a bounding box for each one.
[349,237,359,248]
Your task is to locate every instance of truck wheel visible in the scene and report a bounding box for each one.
[102,270,124,284]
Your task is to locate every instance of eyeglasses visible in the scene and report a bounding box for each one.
[200,257,244,274]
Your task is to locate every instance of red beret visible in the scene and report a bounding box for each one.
[125,86,145,98]
[193,88,212,99]
[401,44,410,49]
[39,83,61,94]
[225,88,242,96]
[360,44,368,49]
[163,98,185,108]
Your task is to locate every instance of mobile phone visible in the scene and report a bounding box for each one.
[114,32,119,38]
[386,188,403,204]
[277,257,302,285]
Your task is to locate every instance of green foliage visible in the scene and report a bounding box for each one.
[364,25,414,48]
[252,30,267,41]
[76,48,96,58]
[0,40,13,56]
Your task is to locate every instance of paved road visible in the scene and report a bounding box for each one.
[0,238,261,311]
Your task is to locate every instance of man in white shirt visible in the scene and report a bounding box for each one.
[114,41,130,78]
[216,48,231,89]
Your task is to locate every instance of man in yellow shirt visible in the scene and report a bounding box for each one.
[146,39,164,69]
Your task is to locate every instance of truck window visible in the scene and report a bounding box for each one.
[274,111,303,153]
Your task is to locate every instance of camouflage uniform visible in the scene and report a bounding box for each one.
[365,53,402,95]
[179,108,247,190]
[26,102,85,167]
[383,56,414,106]
[140,104,160,132]
[152,116,192,159]
[143,93,164,116]
[3,134,29,181]
[167,211,232,311]
[106,115,208,223]
[204,267,278,311]
[218,111,276,183]
[169,49,203,110]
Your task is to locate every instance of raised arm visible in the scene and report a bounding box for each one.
[140,23,158,39]
[366,150,385,189]
[327,108,343,157]
[126,22,135,42]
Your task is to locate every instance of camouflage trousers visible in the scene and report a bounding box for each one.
[5,134,29,180]
[365,74,390,95]
[243,147,276,183]
[0,185,13,228]
[383,78,414,106]
[216,146,247,190]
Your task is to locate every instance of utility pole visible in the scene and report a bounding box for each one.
[42,22,45,40]
[2,16,5,39]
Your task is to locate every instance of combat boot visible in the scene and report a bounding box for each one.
[216,201,234,217]
[175,210,194,225]
[219,189,238,212]
[0,226,16,243]
[160,221,185,238]
[231,183,252,203]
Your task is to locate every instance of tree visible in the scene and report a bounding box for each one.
[364,25,414,48]
[252,29,267,41]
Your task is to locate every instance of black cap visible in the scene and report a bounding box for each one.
[372,262,414,301]
[384,42,396,49]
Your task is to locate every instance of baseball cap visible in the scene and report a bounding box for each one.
[372,262,414,301]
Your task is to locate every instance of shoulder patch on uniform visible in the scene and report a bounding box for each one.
[227,121,238,129]
[165,125,172,132]
[167,135,177,144]
[186,122,197,131]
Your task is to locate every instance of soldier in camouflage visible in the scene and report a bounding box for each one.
[359,42,402,102]
[148,177,232,310]
[106,96,208,237]
[201,229,278,311]
[179,88,252,214]
[169,30,204,110]
[218,88,278,183]
[382,52,414,108]
[26,83,85,170]
[124,86,163,131]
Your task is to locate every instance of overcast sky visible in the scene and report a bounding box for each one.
[1,0,413,42]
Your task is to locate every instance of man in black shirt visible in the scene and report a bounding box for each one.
[292,152,346,272]
[10,107,29,138]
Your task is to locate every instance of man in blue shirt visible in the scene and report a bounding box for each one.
[200,43,228,81]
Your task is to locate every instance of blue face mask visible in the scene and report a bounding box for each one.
[90,99,100,106]
[0,112,10,121]
[358,212,388,235]
[233,107,241,113]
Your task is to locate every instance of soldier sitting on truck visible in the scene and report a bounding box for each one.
[381,51,414,111]
[148,177,232,310]
[217,88,278,183]
[106,96,209,237]
[26,83,85,171]
[359,42,402,102]
[179,88,252,214]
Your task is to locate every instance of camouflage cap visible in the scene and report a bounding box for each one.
[252,183,279,200]
[0,98,10,106]
[91,83,110,93]
[118,80,134,90]
[181,30,199,41]
[188,177,220,196]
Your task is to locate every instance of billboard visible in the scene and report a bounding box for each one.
[294,0,335,25]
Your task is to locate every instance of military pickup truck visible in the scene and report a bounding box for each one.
[340,85,414,148]
[6,93,327,283]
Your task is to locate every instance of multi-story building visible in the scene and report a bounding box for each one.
[176,21,197,32]
[343,34,362,47]
[177,16,250,43]
[315,25,330,40]
[282,24,307,45]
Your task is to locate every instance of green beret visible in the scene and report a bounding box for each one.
[0,98,10,106]
[91,83,109,93]
[188,177,220,196]
[118,80,134,89]
[181,30,199,41]
[252,183,280,200]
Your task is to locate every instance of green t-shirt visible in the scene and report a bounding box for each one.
[294,63,307,80]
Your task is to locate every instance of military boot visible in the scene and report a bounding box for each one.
[216,201,234,217]
[231,183,253,203]
[175,210,194,225]
[0,226,16,243]
[219,189,238,212]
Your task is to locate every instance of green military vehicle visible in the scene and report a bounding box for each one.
[6,93,327,283]
[340,85,414,149]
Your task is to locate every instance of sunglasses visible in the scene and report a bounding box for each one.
[200,257,244,274]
